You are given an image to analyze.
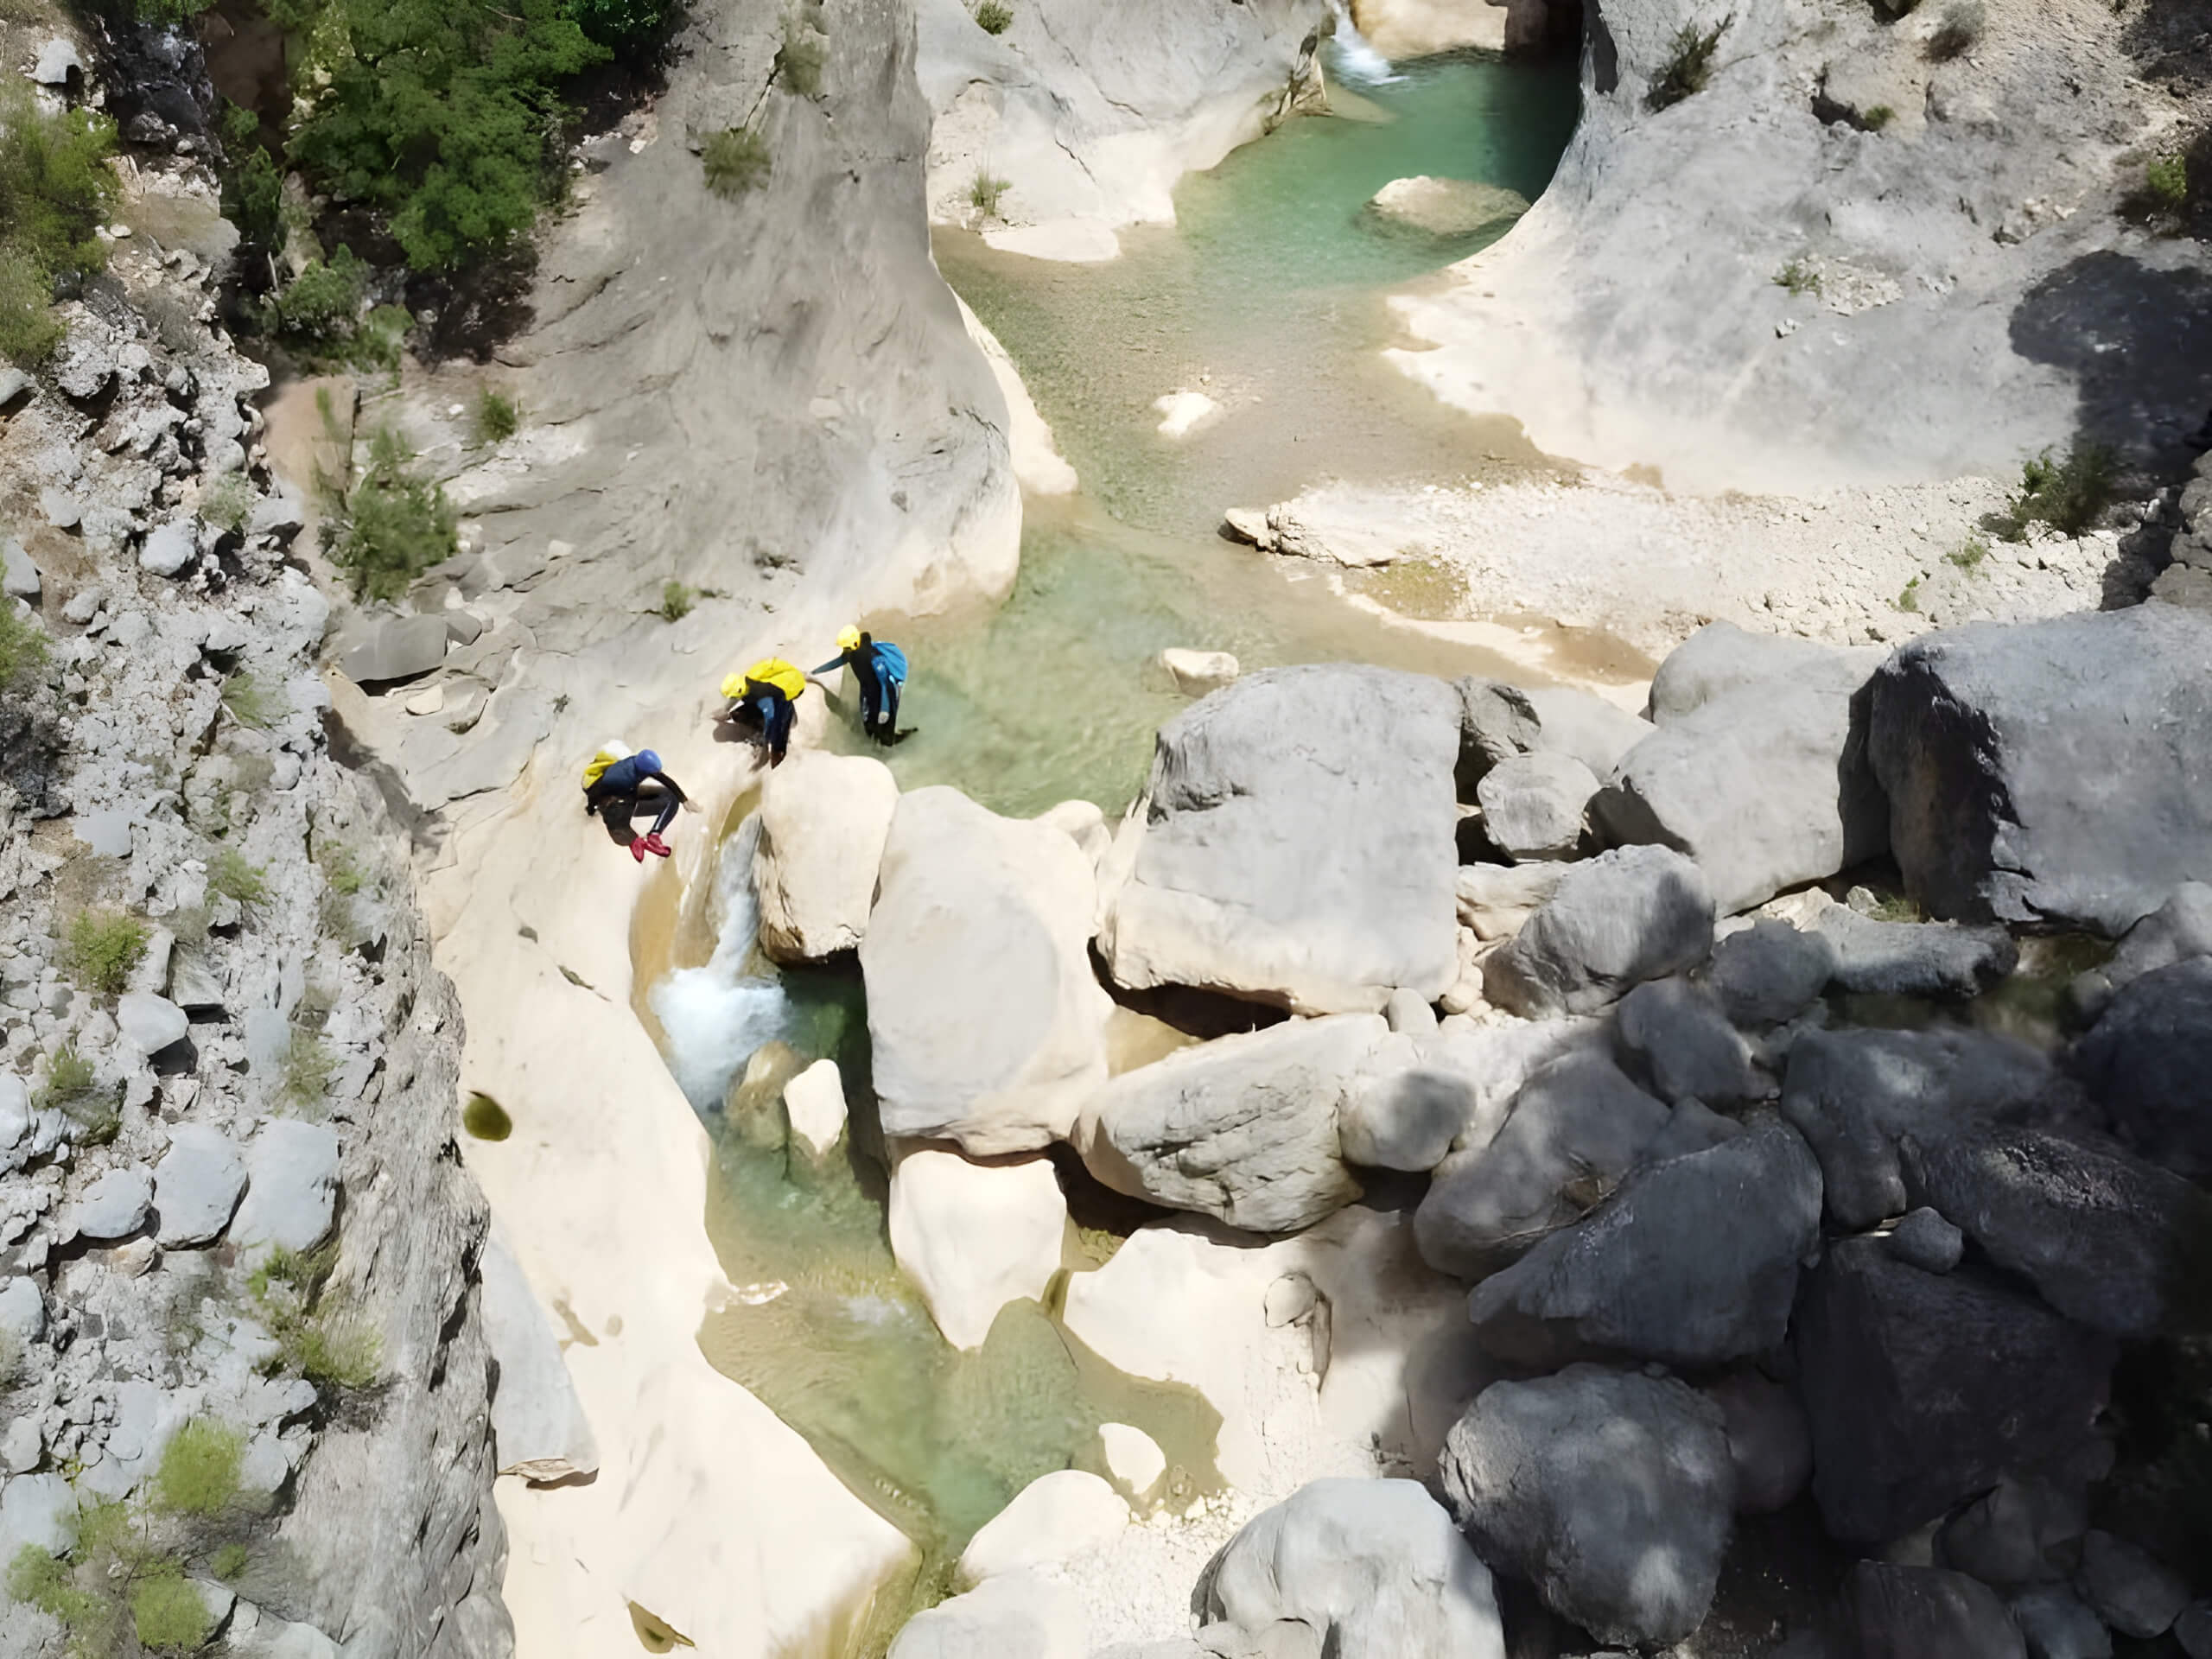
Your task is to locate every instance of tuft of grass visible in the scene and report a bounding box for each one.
[473,387,521,446]
[208,848,270,909]
[1947,534,1989,570]
[973,0,1012,31]
[1993,443,2116,541]
[211,1541,249,1580]
[251,1247,384,1390]
[6,1546,111,1646]
[150,1418,245,1517]
[658,580,697,622]
[43,1041,117,1144]
[221,671,283,730]
[776,12,827,96]
[64,909,149,995]
[130,1565,213,1652]
[200,473,256,536]
[1897,575,1923,612]
[281,1029,336,1110]
[2145,154,2190,215]
[0,601,48,694]
[1775,258,1821,296]
[0,89,120,366]
[1925,0,1982,60]
[1646,16,1730,112]
[316,840,368,897]
[324,426,459,602]
[1862,104,1895,130]
[702,128,771,200]
[969,171,1011,219]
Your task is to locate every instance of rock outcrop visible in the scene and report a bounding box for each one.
[1483,844,1715,1016]
[1098,666,1462,1015]
[2069,957,2212,1180]
[753,751,899,963]
[1870,607,2212,935]
[887,1142,1068,1350]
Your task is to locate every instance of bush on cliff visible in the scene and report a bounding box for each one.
[322,425,458,600]
[1646,17,1729,113]
[0,89,119,363]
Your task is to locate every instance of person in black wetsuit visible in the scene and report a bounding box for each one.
[813,626,907,745]
[582,746,689,861]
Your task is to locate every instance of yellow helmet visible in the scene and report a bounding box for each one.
[836,625,862,652]
[720,673,746,700]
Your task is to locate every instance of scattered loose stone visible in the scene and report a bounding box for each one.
[2,539,39,601]
[1159,647,1238,696]
[2075,1530,2189,1639]
[138,519,198,578]
[153,1123,248,1248]
[231,1121,341,1254]
[781,1058,846,1159]
[67,1166,154,1243]
[1885,1206,1964,1274]
[116,989,189,1055]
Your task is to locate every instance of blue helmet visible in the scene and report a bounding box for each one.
[636,748,662,774]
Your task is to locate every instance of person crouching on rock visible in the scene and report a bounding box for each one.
[721,658,807,766]
[813,625,908,746]
[582,742,690,861]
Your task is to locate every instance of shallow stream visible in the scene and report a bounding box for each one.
[632,40,1590,1650]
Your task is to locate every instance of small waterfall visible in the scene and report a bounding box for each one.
[1326,0,1402,86]
[649,816,792,1111]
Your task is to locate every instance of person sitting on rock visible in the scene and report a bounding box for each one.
[812,626,908,745]
[582,742,690,861]
[721,658,807,766]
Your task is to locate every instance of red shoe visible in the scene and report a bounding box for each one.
[629,836,649,863]
[643,834,671,858]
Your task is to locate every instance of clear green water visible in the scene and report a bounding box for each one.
[647,48,1586,1651]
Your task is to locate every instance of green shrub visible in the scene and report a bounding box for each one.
[317,842,367,896]
[1862,104,1895,130]
[658,579,697,621]
[776,13,827,96]
[282,1029,336,1109]
[325,426,459,601]
[569,0,668,48]
[1646,16,1728,111]
[0,600,48,692]
[222,671,284,729]
[151,1418,245,1516]
[1897,575,1922,612]
[969,171,1010,219]
[264,248,367,343]
[65,909,148,994]
[251,1244,385,1389]
[973,0,1012,32]
[1925,0,1981,60]
[200,473,256,535]
[1948,534,1989,570]
[1774,258,1820,296]
[702,128,771,200]
[6,1546,111,1644]
[287,0,607,272]
[36,1042,95,1107]
[211,1541,250,1580]
[130,1565,213,1652]
[0,91,119,365]
[2146,155,2190,214]
[209,848,270,907]
[473,387,521,444]
[1994,443,2116,541]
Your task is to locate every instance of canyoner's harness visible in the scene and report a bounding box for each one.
[723,659,805,760]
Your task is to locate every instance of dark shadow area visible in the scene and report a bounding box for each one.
[1090,945,1291,1041]
[2008,253,2212,475]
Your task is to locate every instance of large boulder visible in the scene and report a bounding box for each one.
[1098,665,1462,1014]
[1475,752,1598,862]
[1644,622,1885,721]
[1198,1478,1505,1659]
[1456,677,1651,781]
[2066,881,2212,1025]
[1794,1239,2116,1545]
[1597,681,1887,915]
[887,1143,1067,1351]
[2008,1586,2112,1659]
[1781,1027,2075,1229]
[2069,957,2212,1179]
[1806,893,2018,998]
[1412,1051,1669,1279]
[1703,1369,1812,1516]
[1902,1125,2212,1339]
[230,1121,341,1255]
[1454,860,1569,941]
[1868,606,2212,934]
[862,786,1113,1154]
[1367,175,1529,239]
[1344,1017,1600,1173]
[1074,1015,1381,1233]
[1843,1563,2027,1659]
[152,1124,247,1249]
[956,1471,1127,1587]
[1612,976,1763,1104]
[887,1573,1087,1658]
[2075,1530,2190,1639]
[1466,1117,1822,1369]
[1440,1364,1734,1649]
[331,613,449,684]
[753,751,899,962]
[1942,1476,2089,1590]
[1704,918,1838,1027]
[1483,845,1715,1017]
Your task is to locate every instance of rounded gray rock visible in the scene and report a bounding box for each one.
[2075,1530,2188,1639]
[1887,1206,1965,1274]
[232,1120,342,1255]
[1475,751,1599,862]
[67,1166,154,1242]
[1706,918,1838,1027]
[1484,843,1716,1018]
[153,1122,248,1249]
[138,520,198,578]
[116,990,189,1056]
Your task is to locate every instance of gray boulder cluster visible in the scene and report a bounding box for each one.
[0,150,521,1655]
[836,603,2212,1656]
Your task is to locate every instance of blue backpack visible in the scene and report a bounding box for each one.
[870,641,908,686]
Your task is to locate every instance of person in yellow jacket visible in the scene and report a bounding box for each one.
[720,658,807,765]
[582,741,690,861]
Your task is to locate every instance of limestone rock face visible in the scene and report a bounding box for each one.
[1076,1014,1382,1233]
[331,613,450,685]
[887,1142,1067,1351]
[1367,176,1529,238]
[479,1232,597,1483]
[1099,665,1462,1014]
[1198,1478,1506,1659]
[1484,844,1715,1017]
[863,786,1113,1154]
[1440,1364,1734,1649]
[1870,607,2212,935]
[1795,1239,2116,1545]
[753,751,899,963]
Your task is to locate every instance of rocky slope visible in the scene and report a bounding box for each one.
[0,86,508,1659]
[1391,0,2212,493]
